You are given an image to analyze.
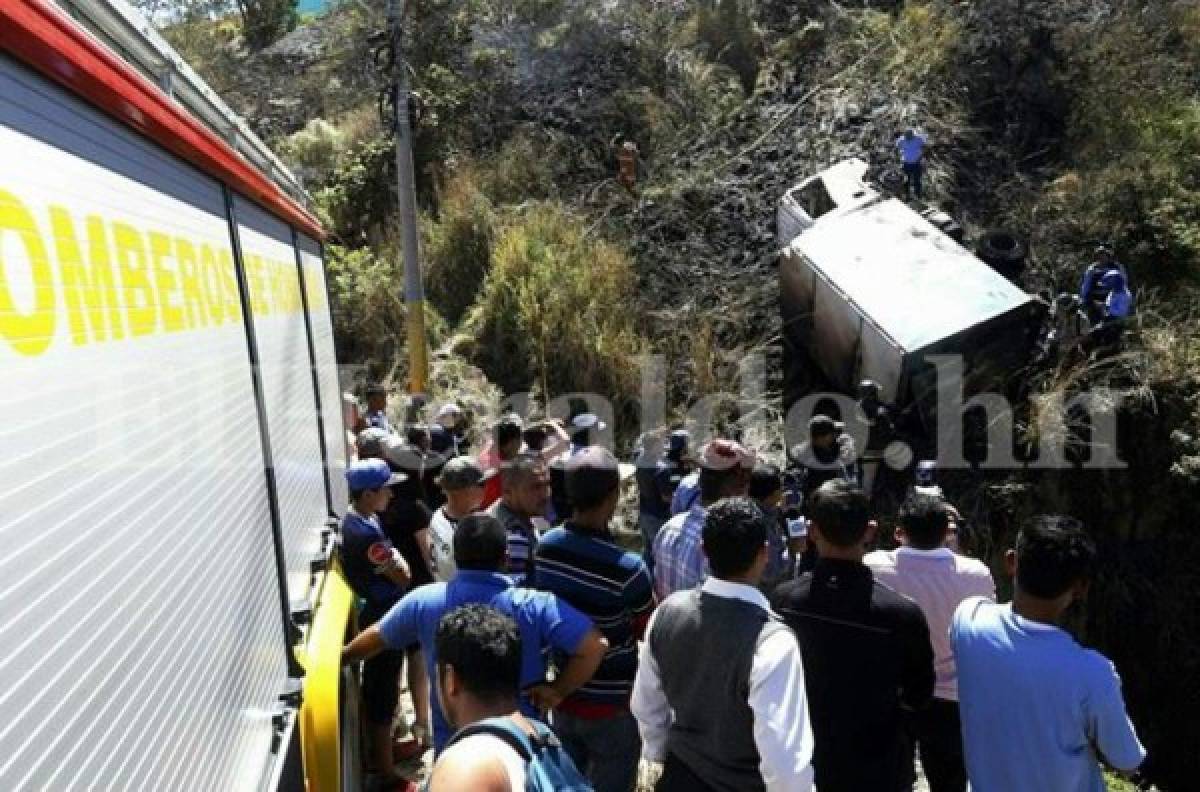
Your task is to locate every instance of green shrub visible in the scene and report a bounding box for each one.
[279,118,343,174]
[237,0,298,50]
[423,167,496,324]
[326,243,446,367]
[1044,2,1200,290]
[463,204,644,411]
[696,0,761,94]
[314,136,394,244]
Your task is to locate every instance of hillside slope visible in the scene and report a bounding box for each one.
[164,1,1200,787]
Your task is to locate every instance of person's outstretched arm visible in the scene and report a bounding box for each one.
[341,624,385,664]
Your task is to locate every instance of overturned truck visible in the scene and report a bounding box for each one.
[780,160,1043,421]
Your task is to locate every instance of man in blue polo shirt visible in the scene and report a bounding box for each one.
[952,516,1145,792]
[534,446,656,792]
[341,514,608,754]
[896,127,928,201]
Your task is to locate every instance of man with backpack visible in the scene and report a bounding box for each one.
[428,604,592,791]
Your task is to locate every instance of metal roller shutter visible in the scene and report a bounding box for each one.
[297,234,348,515]
[232,196,328,602]
[0,55,287,790]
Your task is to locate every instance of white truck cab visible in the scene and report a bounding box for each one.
[776,158,878,247]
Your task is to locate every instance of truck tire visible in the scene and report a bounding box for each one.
[877,166,905,194]
[976,230,1028,281]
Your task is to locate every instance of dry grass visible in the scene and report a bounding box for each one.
[463,202,646,422]
[423,166,497,324]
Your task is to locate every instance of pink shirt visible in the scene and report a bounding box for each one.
[864,546,995,701]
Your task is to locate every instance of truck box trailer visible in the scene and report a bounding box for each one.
[780,160,1043,414]
[0,1,358,788]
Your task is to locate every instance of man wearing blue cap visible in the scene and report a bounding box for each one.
[342,458,413,789]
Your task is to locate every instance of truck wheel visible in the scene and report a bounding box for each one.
[977,230,1028,280]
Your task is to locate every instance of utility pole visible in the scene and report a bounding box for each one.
[387,0,429,405]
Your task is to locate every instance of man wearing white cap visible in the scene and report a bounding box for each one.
[434,403,468,457]
[652,439,756,600]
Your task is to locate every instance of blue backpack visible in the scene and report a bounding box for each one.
[444,716,592,791]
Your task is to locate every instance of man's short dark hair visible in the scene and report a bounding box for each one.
[699,466,741,503]
[1015,516,1097,599]
[501,452,545,491]
[898,493,950,550]
[435,604,521,704]
[566,464,619,512]
[406,425,429,447]
[453,514,507,570]
[702,497,767,578]
[495,418,524,448]
[748,463,783,501]
[523,425,547,451]
[809,479,870,547]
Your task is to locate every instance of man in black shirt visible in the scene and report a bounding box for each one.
[382,432,437,753]
[787,415,862,510]
[771,480,935,792]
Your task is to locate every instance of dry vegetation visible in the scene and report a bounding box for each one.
[167,2,1200,785]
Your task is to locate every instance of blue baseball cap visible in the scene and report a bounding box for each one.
[345,458,406,490]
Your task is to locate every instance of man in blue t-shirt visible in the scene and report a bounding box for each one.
[341,514,608,754]
[340,458,412,788]
[896,128,928,201]
[534,446,656,792]
[952,516,1145,792]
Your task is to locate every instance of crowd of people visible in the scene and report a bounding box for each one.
[338,387,1146,792]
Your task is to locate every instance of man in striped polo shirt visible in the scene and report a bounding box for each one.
[533,446,656,792]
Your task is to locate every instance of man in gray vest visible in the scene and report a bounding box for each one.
[631,498,815,791]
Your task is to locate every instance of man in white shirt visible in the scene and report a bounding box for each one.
[864,494,996,792]
[425,457,490,582]
[632,497,815,791]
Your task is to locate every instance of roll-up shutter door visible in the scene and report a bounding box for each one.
[0,55,287,790]
[297,234,348,515]
[232,196,328,601]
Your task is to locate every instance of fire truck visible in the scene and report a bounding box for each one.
[0,1,362,788]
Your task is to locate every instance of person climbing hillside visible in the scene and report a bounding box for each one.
[613,135,640,196]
